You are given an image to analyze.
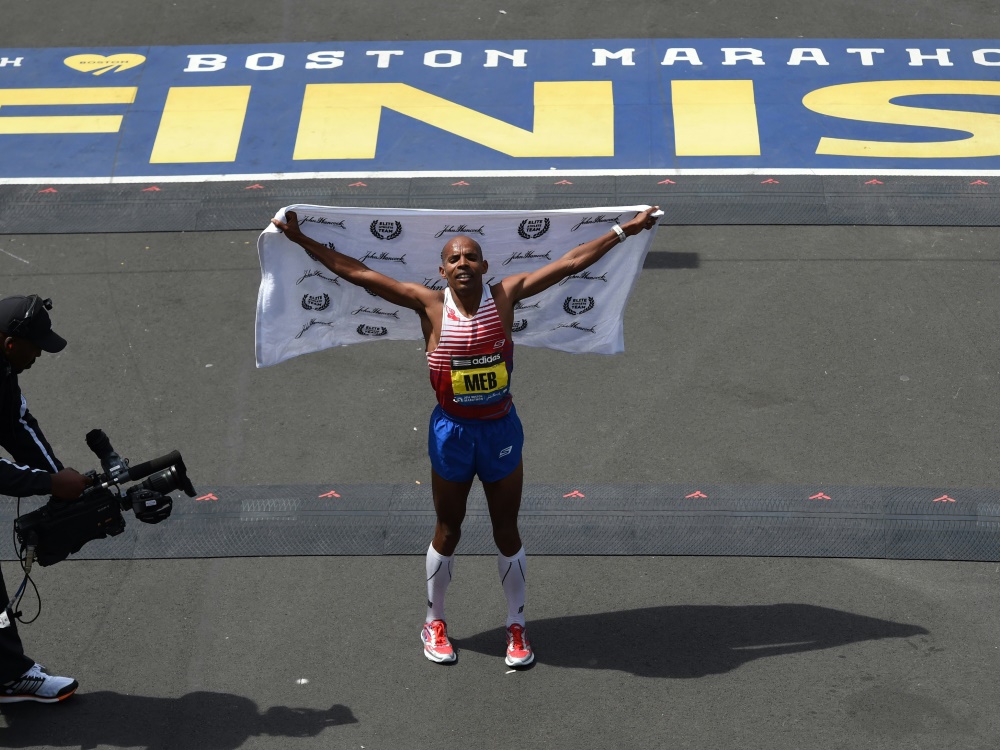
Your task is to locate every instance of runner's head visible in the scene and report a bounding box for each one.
[440,236,488,294]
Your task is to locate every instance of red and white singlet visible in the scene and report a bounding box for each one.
[427,286,514,420]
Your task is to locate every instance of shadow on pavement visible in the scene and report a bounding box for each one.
[642,251,700,270]
[0,690,357,749]
[459,603,927,677]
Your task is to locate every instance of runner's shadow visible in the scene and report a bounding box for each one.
[459,604,927,678]
[0,690,356,750]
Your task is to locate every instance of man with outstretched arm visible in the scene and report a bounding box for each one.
[273,205,661,667]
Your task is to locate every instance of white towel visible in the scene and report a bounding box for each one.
[255,204,659,368]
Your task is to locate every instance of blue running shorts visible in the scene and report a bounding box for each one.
[428,404,524,483]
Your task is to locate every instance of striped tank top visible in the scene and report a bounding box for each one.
[427,286,514,420]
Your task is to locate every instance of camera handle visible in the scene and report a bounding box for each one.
[1,541,35,629]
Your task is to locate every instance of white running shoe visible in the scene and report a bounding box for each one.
[0,662,78,703]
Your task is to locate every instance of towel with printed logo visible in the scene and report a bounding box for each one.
[255,204,659,367]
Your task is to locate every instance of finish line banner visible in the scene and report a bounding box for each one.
[2,39,1000,181]
[255,205,657,367]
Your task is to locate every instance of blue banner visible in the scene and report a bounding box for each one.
[0,39,999,181]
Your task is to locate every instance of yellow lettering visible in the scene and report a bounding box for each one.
[293,81,614,160]
[150,86,251,163]
[803,80,1000,157]
[0,87,135,134]
[671,80,760,156]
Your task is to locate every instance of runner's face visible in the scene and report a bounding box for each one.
[440,238,487,292]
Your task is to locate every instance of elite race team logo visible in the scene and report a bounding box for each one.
[563,296,595,315]
[370,220,402,240]
[301,293,331,311]
[512,319,528,333]
[518,218,550,240]
[357,324,389,336]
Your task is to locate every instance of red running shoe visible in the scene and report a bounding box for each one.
[421,620,456,663]
[505,624,534,667]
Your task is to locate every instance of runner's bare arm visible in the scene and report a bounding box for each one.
[499,206,661,304]
[272,210,439,311]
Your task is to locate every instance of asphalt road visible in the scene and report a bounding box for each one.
[2,3,1000,749]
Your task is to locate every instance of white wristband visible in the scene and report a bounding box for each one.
[611,224,627,243]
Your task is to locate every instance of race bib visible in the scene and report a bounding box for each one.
[451,352,509,405]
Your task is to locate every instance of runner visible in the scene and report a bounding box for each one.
[272,205,660,667]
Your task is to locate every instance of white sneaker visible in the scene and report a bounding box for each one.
[0,662,78,703]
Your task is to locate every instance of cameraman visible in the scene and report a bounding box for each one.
[0,295,85,704]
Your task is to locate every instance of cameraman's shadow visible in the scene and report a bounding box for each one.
[0,690,356,750]
[459,604,927,678]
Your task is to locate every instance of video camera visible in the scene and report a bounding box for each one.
[14,429,196,566]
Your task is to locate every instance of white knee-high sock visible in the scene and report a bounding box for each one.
[497,547,527,628]
[425,544,454,623]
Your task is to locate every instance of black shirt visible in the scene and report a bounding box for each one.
[0,358,61,497]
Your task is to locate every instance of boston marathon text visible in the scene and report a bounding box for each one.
[176,47,1000,71]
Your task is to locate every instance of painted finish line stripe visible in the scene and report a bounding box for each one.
[213,509,996,523]
[5,168,1000,186]
[7,173,998,233]
[4,483,991,511]
[2,482,996,561]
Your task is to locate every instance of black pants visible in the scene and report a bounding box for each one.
[0,564,32,683]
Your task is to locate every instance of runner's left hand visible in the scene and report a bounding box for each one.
[622,205,661,236]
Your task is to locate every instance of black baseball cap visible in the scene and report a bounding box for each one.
[0,295,67,353]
